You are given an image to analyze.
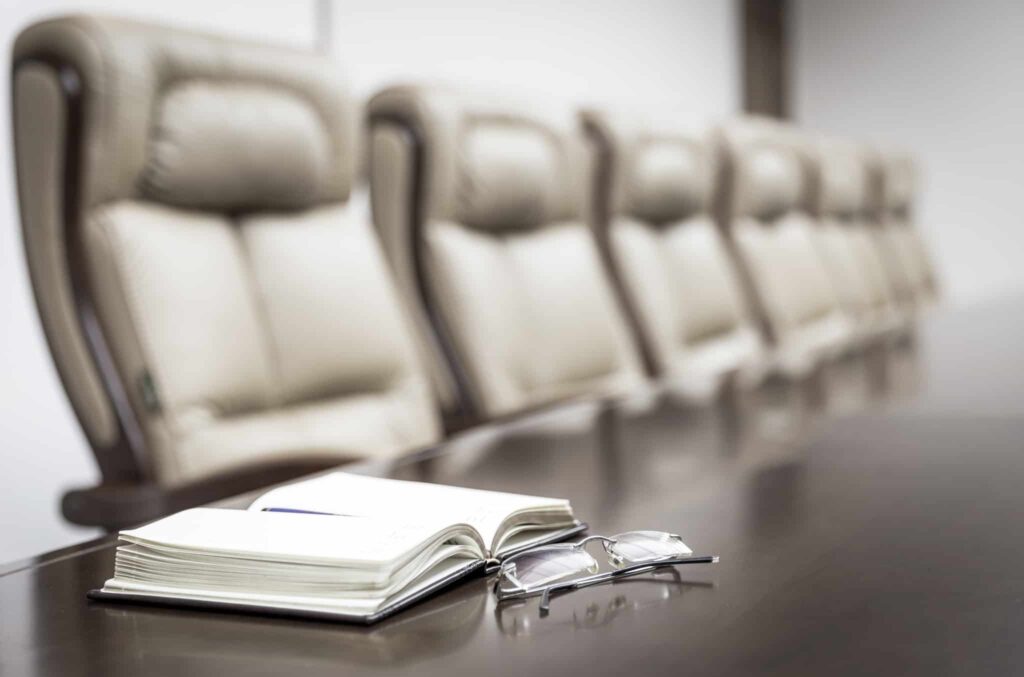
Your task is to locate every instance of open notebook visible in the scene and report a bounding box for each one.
[89,473,584,624]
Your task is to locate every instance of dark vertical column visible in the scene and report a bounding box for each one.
[742,0,789,119]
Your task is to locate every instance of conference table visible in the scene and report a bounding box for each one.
[3,295,1024,676]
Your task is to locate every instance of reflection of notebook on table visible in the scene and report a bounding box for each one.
[88,472,585,624]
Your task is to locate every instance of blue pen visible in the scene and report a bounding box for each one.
[262,507,344,516]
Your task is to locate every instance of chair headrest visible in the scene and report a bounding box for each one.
[369,85,585,232]
[583,110,715,226]
[716,119,806,222]
[808,137,870,218]
[14,15,357,212]
[879,152,917,212]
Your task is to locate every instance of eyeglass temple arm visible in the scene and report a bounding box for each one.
[539,555,718,613]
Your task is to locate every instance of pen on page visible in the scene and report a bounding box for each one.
[262,507,346,516]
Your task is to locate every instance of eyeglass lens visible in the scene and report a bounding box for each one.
[501,547,599,590]
[604,531,692,568]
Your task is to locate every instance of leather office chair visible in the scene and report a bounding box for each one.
[870,151,939,309]
[12,16,441,528]
[803,135,906,343]
[713,119,855,379]
[368,86,645,422]
[581,111,766,403]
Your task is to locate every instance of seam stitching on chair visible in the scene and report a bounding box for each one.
[233,213,289,411]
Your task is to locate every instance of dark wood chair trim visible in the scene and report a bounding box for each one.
[368,111,483,427]
[12,56,150,486]
[579,116,663,379]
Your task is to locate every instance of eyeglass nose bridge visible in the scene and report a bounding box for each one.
[574,535,618,549]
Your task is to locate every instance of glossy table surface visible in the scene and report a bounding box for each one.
[4,295,1024,677]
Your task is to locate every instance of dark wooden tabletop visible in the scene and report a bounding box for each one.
[4,296,1024,677]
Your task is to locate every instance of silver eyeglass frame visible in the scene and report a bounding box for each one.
[493,533,719,613]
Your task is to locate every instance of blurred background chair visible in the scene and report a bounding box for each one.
[368,85,646,424]
[865,150,922,315]
[871,152,940,311]
[714,119,854,386]
[581,110,766,406]
[12,16,441,528]
[803,135,906,345]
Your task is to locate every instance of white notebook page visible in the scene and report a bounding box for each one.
[249,473,572,553]
[121,508,473,568]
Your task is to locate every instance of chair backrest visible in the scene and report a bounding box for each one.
[368,85,645,420]
[804,135,904,338]
[12,16,440,488]
[714,119,853,374]
[582,110,764,398]
[870,151,939,308]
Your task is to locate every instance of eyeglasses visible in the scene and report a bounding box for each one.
[493,530,718,612]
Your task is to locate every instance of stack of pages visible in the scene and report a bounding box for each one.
[89,473,583,623]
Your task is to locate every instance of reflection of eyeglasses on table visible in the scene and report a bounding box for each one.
[493,531,719,612]
[496,568,713,636]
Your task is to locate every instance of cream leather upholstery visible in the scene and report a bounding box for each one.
[13,16,439,485]
[715,119,854,376]
[870,152,939,308]
[369,86,645,420]
[582,111,765,401]
[804,136,904,341]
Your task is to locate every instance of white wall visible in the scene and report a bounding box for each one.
[0,0,317,563]
[330,0,739,119]
[0,1,740,562]
[792,0,1024,307]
